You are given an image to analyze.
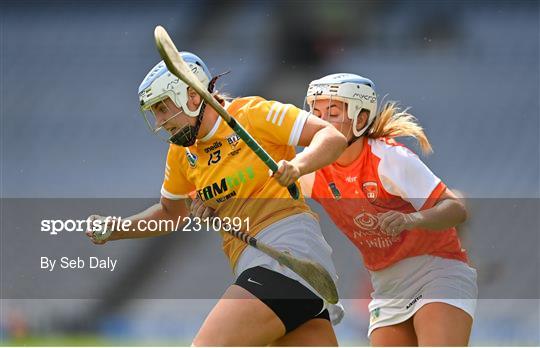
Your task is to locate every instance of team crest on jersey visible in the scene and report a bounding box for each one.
[362,181,378,202]
[226,133,241,148]
[185,151,198,168]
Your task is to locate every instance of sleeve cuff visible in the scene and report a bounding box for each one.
[161,185,188,200]
[288,110,309,146]
[419,181,447,211]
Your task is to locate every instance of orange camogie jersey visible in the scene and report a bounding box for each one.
[301,137,468,271]
[161,96,315,269]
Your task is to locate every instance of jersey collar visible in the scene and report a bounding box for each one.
[332,137,369,172]
[198,101,230,142]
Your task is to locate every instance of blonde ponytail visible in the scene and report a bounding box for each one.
[367,101,433,155]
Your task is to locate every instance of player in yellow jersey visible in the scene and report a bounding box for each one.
[85,52,347,346]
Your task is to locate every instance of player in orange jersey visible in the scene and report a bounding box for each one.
[299,73,478,346]
[85,52,348,346]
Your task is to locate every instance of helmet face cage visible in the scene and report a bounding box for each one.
[305,73,377,138]
[304,94,353,140]
[140,98,186,142]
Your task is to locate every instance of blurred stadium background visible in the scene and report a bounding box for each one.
[1,0,539,346]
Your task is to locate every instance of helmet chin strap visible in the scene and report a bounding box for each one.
[347,122,366,146]
[168,72,229,147]
[347,109,375,146]
[169,101,207,147]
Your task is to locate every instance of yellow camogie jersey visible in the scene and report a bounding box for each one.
[161,96,316,269]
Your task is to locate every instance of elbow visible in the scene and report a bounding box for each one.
[455,200,468,225]
[338,133,348,152]
[329,126,348,155]
[160,198,174,219]
[160,197,184,222]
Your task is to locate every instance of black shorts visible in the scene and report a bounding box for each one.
[234,266,330,333]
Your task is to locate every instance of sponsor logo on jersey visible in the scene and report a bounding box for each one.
[226,133,241,148]
[353,232,400,248]
[216,191,237,203]
[203,141,222,153]
[197,166,255,201]
[362,181,378,202]
[228,148,242,157]
[328,182,341,200]
[353,212,379,232]
[345,176,357,183]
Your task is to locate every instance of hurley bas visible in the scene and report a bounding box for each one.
[41,256,117,272]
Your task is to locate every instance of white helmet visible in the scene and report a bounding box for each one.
[138,51,212,118]
[306,73,377,137]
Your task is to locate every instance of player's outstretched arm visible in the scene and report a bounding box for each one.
[85,197,189,244]
[293,115,347,176]
[273,116,346,187]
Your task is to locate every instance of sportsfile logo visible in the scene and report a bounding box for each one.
[41,216,184,236]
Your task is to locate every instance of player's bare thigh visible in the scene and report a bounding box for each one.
[370,318,417,347]
[413,302,472,346]
[270,317,338,346]
[192,284,285,346]
[370,302,473,347]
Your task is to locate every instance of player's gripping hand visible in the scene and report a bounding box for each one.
[378,211,421,237]
[189,196,215,219]
[271,160,301,187]
[85,214,113,245]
